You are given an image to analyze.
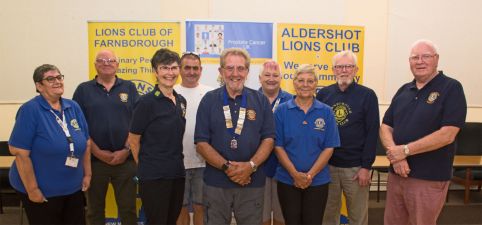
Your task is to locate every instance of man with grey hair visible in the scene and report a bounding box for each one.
[380,39,466,225]
[317,50,379,225]
[195,48,275,225]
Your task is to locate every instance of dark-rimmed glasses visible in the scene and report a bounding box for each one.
[40,75,64,83]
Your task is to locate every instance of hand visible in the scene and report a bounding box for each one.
[94,150,115,164]
[226,161,252,186]
[353,168,371,186]
[27,188,46,203]
[110,149,130,165]
[292,172,312,189]
[82,175,91,191]
[386,145,406,163]
[392,159,410,177]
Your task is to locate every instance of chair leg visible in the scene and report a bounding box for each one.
[377,171,381,202]
[464,169,472,204]
[0,192,3,214]
[19,200,23,225]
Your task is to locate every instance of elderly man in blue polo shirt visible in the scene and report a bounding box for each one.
[318,50,379,225]
[195,48,275,225]
[380,39,466,225]
[73,49,139,225]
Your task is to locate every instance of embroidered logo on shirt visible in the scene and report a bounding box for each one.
[314,118,326,131]
[70,119,81,131]
[154,91,161,97]
[181,102,186,117]
[332,102,352,126]
[247,109,256,121]
[426,92,440,104]
[119,93,128,102]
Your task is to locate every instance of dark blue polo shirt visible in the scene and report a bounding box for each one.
[383,71,466,181]
[195,86,276,188]
[73,77,139,159]
[130,86,186,180]
[257,88,293,177]
[316,82,379,169]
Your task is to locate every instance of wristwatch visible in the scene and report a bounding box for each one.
[403,144,410,156]
[249,160,258,172]
[221,161,231,171]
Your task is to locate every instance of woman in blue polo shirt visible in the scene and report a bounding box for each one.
[274,64,340,225]
[8,64,91,225]
[128,48,186,225]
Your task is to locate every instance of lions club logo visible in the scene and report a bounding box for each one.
[247,109,256,121]
[70,119,81,131]
[314,118,326,131]
[332,102,352,126]
[426,92,440,104]
[119,93,128,103]
[130,79,155,95]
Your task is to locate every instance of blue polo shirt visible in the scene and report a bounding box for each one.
[194,86,275,188]
[383,71,466,181]
[274,98,340,186]
[9,96,89,197]
[73,77,139,158]
[130,86,186,180]
[258,88,293,177]
[316,82,379,169]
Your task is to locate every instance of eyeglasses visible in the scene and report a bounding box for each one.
[333,64,356,71]
[95,58,118,64]
[159,65,180,72]
[295,79,316,85]
[40,75,64,83]
[409,54,437,62]
[222,66,248,73]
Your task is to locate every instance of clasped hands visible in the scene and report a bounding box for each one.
[225,161,252,186]
[292,172,312,189]
[386,145,411,177]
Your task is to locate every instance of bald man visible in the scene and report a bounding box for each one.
[380,40,466,225]
[73,49,139,225]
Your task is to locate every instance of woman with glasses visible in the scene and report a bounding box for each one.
[8,64,91,225]
[128,48,187,225]
[274,64,340,225]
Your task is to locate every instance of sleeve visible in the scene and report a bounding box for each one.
[129,98,151,135]
[441,80,467,128]
[361,90,380,169]
[72,84,85,112]
[323,108,340,148]
[129,81,140,105]
[274,105,285,147]
[194,94,211,143]
[260,94,276,140]
[382,86,405,127]
[8,104,37,151]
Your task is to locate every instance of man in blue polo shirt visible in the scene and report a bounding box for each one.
[318,50,379,225]
[195,48,275,225]
[380,40,466,225]
[73,49,139,225]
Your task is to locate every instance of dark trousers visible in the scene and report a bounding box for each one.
[19,190,86,225]
[277,182,329,225]
[139,177,185,225]
[86,159,137,225]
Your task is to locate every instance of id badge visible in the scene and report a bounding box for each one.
[65,156,79,168]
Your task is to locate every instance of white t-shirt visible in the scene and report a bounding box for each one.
[175,83,214,169]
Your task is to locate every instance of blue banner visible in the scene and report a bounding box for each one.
[186,21,273,63]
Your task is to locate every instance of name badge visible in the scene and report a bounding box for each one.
[65,156,79,168]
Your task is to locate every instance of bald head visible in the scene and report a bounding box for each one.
[94,49,119,77]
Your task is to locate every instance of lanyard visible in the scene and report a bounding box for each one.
[50,109,75,156]
[272,97,281,113]
[223,88,247,138]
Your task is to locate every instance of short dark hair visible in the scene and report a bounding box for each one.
[180,52,201,66]
[151,48,181,69]
[33,64,61,93]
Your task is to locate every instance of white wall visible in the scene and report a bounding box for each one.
[1,0,481,140]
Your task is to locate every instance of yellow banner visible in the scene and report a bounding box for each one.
[277,23,364,94]
[88,21,181,95]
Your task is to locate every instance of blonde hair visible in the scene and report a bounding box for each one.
[293,64,318,82]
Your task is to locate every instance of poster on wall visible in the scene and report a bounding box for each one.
[88,21,181,95]
[277,23,364,93]
[186,21,273,64]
